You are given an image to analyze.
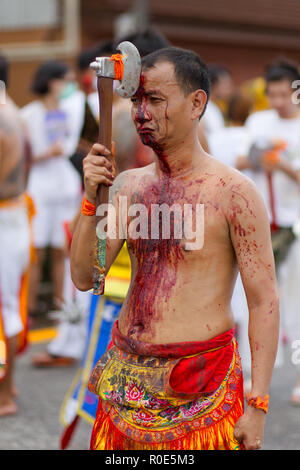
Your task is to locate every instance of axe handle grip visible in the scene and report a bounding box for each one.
[93,76,114,295]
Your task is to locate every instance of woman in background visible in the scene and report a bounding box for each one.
[21,61,81,318]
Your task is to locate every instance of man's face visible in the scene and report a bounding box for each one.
[130,62,199,151]
[266,79,296,118]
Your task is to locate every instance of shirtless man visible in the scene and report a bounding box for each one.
[0,55,31,415]
[71,47,279,450]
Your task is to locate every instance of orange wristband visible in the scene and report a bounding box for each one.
[81,196,96,216]
[246,394,269,414]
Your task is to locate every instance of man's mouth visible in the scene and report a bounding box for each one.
[137,127,154,134]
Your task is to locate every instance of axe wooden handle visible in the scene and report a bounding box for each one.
[93,76,114,295]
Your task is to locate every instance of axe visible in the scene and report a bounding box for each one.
[90,41,141,295]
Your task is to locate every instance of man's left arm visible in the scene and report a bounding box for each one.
[227,177,280,449]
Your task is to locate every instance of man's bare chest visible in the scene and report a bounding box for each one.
[124,177,229,257]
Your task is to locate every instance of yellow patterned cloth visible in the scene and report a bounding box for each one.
[104,242,131,299]
[89,335,244,450]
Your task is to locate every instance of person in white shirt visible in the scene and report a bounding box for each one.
[208,90,253,169]
[29,44,104,367]
[237,61,300,230]
[61,43,109,184]
[208,90,254,386]
[31,42,118,367]
[202,65,234,136]
[236,60,300,404]
[21,61,82,318]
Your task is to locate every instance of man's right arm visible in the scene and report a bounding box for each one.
[70,143,126,291]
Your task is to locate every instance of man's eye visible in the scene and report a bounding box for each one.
[130,98,138,104]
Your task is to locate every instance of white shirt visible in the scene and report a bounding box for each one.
[244,109,300,227]
[208,126,250,169]
[21,100,81,203]
[60,90,99,157]
[202,101,225,136]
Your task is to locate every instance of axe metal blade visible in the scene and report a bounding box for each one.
[115,41,141,98]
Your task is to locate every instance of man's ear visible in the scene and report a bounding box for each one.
[191,89,207,120]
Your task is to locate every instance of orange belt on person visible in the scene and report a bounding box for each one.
[0,194,26,209]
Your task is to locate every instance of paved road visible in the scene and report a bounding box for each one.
[0,341,299,450]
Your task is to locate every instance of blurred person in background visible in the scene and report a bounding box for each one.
[29,43,108,368]
[236,59,300,404]
[0,54,32,416]
[241,76,269,113]
[21,61,82,321]
[208,89,254,169]
[202,64,234,137]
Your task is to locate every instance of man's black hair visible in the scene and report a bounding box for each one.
[141,47,210,115]
[0,54,8,86]
[113,27,170,58]
[31,60,69,96]
[207,64,231,87]
[77,39,114,71]
[265,59,300,85]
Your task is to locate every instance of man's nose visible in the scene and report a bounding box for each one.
[135,102,151,123]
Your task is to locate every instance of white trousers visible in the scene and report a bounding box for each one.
[0,203,30,337]
[47,258,91,359]
[279,235,300,371]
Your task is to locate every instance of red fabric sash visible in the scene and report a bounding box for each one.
[111,322,235,396]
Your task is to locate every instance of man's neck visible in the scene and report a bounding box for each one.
[154,138,206,178]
